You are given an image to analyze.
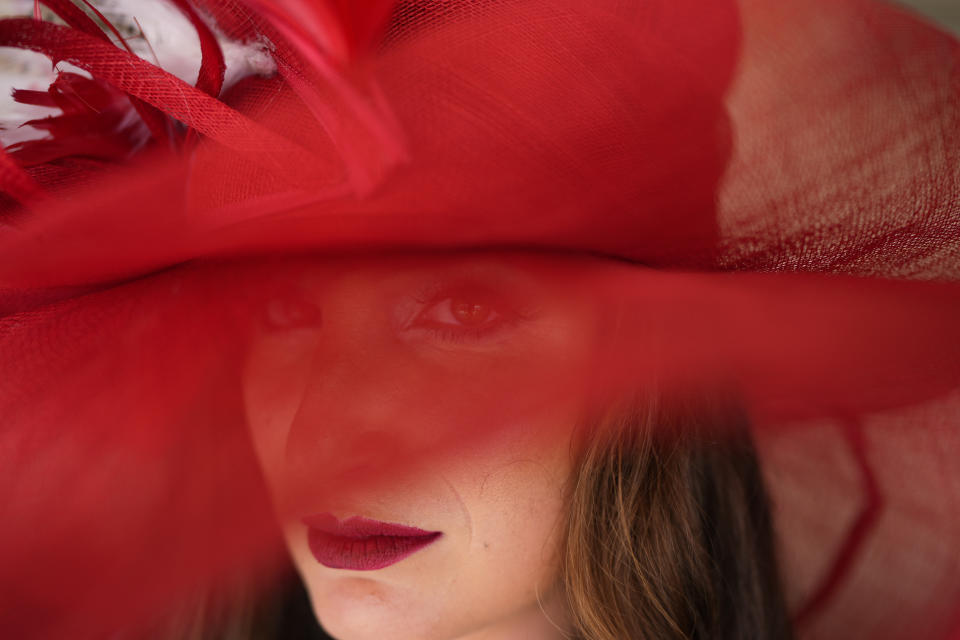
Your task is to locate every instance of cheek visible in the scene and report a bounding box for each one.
[439,422,574,603]
[241,329,320,491]
[467,469,567,597]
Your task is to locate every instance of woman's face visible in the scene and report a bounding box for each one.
[242,253,596,640]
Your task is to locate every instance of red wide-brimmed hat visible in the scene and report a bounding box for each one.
[1,1,959,638]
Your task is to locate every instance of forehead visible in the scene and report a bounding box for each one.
[266,250,600,285]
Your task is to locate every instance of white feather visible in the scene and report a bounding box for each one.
[0,0,277,146]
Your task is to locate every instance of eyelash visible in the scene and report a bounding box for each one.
[415,312,512,343]
[258,279,535,343]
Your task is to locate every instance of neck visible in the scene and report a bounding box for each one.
[453,593,571,640]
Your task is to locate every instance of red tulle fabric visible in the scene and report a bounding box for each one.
[1,0,959,638]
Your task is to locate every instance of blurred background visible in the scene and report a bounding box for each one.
[899,0,960,33]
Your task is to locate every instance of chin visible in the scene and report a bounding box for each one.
[305,575,437,640]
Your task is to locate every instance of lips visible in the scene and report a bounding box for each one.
[302,513,442,570]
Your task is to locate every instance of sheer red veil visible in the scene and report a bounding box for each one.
[1,1,959,638]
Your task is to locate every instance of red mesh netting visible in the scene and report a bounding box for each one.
[1,0,959,638]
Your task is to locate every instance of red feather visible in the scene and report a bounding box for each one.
[7,73,150,167]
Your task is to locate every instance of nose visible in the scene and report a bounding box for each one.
[280,345,422,507]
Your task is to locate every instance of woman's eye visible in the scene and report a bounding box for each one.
[411,290,519,342]
[426,297,498,327]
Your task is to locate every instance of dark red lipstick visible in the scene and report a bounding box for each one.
[302,513,442,570]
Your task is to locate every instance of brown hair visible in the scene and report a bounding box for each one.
[561,395,794,640]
